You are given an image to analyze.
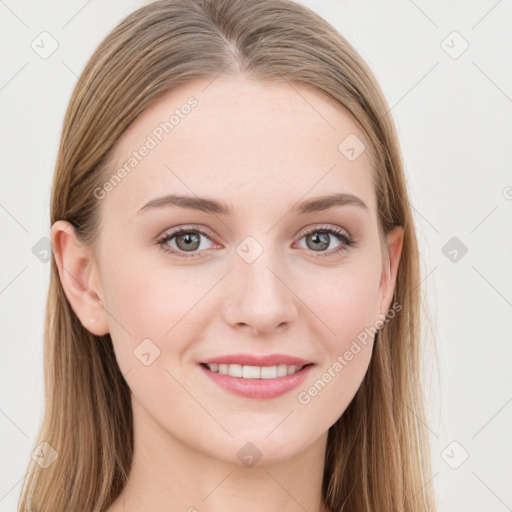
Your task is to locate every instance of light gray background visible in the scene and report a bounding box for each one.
[1,1,511,511]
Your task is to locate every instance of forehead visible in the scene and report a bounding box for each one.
[102,75,376,216]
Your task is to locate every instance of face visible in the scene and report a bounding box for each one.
[53,75,403,465]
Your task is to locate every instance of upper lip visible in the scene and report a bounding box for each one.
[200,353,313,367]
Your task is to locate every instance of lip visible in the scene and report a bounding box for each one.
[199,360,315,399]
[200,353,312,367]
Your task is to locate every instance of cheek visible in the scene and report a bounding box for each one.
[99,250,204,365]
[310,260,381,346]
[297,261,381,417]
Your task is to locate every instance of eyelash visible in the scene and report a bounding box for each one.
[156,224,355,259]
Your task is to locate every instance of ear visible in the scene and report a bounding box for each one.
[377,225,404,319]
[50,220,109,336]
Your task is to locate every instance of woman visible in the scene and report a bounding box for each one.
[18,0,438,511]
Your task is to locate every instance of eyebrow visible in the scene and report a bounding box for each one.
[136,192,368,216]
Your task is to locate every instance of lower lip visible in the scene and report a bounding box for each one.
[199,363,314,399]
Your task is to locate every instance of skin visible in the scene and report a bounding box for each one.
[51,75,403,512]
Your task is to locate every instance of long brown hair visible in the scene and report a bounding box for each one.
[17,1,438,510]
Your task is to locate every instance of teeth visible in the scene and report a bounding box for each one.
[242,365,260,378]
[206,363,303,379]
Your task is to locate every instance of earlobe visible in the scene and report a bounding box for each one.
[50,220,109,336]
[378,225,404,318]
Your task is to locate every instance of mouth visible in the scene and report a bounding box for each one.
[198,355,315,399]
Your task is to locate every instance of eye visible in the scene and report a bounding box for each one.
[156,224,355,259]
[157,226,217,258]
[295,225,355,257]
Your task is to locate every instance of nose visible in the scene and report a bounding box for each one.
[222,249,298,336]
